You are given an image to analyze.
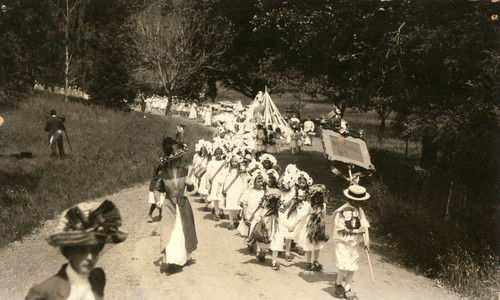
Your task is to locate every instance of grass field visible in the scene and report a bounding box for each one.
[216,86,421,157]
[0,91,215,248]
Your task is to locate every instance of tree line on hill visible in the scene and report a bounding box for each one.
[1,0,498,259]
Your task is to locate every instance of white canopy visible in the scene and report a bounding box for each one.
[243,91,289,132]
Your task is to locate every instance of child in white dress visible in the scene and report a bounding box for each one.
[218,154,246,230]
[249,192,284,270]
[238,171,267,240]
[332,185,371,300]
[279,172,297,261]
[286,171,313,256]
[196,142,211,204]
[296,184,329,271]
[206,144,227,221]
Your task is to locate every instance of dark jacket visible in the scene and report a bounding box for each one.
[25,264,105,300]
[158,166,197,254]
[44,116,66,137]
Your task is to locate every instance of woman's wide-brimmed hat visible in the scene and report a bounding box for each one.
[47,200,127,247]
[161,137,189,163]
[344,185,370,201]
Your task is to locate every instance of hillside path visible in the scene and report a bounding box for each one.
[0,113,460,300]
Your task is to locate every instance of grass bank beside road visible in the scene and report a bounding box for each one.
[0,92,214,248]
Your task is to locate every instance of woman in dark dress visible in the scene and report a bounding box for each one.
[153,137,198,271]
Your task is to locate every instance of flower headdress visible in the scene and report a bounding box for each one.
[284,164,299,178]
[195,139,206,152]
[250,169,269,187]
[259,153,277,166]
[266,169,279,181]
[281,173,296,190]
[247,160,264,175]
[295,171,313,186]
[308,184,328,205]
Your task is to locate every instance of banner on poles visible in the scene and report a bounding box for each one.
[321,129,373,170]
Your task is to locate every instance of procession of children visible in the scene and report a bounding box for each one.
[147,120,372,300]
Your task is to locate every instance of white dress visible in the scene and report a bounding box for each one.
[204,108,212,126]
[189,154,201,189]
[280,188,297,239]
[293,200,311,242]
[197,157,210,195]
[220,167,245,211]
[237,188,265,237]
[296,203,326,251]
[303,120,315,145]
[206,159,226,204]
[251,206,284,251]
[165,205,190,265]
[189,104,198,119]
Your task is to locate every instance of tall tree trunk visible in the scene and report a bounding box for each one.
[380,116,386,130]
[164,89,172,115]
[206,78,217,103]
[420,134,438,168]
[445,181,454,222]
[64,0,70,103]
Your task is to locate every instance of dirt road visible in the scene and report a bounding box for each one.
[0,182,459,300]
[0,114,460,299]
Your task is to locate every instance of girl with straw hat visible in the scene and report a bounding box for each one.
[332,185,371,300]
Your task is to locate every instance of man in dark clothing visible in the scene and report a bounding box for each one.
[45,109,66,158]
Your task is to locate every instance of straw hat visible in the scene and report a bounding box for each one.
[47,200,127,247]
[343,185,370,201]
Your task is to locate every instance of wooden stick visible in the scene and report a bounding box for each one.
[365,247,375,283]
[363,232,375,283]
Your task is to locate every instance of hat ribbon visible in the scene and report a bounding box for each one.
[348,189,366,199]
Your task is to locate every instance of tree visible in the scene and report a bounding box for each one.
[50,0,83,102]
[86,23,135,108]
[0,0,63,100]
[129,0,233,113]
[251,0,384,114]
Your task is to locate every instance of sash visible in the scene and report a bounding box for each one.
[222,171,241,195]
[208,161,227,194]
[247,202,263,223]
[210,161,227,182]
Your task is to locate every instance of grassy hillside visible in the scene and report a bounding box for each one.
[0,92,214,247]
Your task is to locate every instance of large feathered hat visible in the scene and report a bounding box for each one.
[161,137,189,162]
[47,200,127,247]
